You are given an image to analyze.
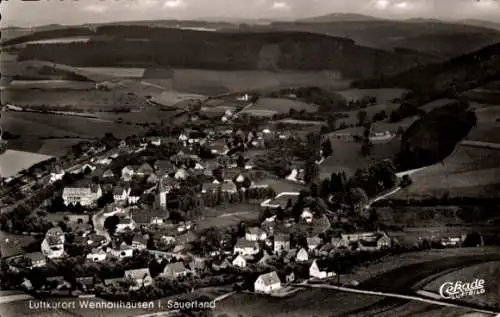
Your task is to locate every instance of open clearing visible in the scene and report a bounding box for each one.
[152,90,206,106]
[196,204,261,230]
[393,144,500,199]
[0,230,38,258]
[0,150,53,178]
[422,261,500,308]
[7,80,95,90]
[242,98,317,115]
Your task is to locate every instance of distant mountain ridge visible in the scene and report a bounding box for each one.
[296,13,383,23]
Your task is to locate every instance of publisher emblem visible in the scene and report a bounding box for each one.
[439,279,486,299]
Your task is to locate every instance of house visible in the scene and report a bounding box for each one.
[86,233,107,247]
[212,258,231,271]
[108,243,134,259]
[41,227,65,259]
[128,187,142,205]
[80,163,97,173]
[102,169,115,179]
[131,234,148,250]
[245,227,267,241]
[62,184,102,206]
[296,248,309,262]
[113,185,131,202]
[440,236,462,248]
[116,217,136,233]
[232,255,247,268]
[146,172,159,184]
[260,192,300,209]
[331,236,350,249]
[254,271,281,294]
[274,234,290,255]
[233,238,260,257]
[24,252,46,268]
[202,180,220,193]
[309,259,336,279]
[125,268,153,290]
[131,208,169,225]
[95,157,112,166]
[150,137,162,146]
[49,165,65,183]
[162,262,190,279]
[154,160,175,176]
[85,248,107,262]
[121,165,137,181]
[300,208,314,223]
[136,163,154,177]
[157,176,179,209]
[307,236,322,251]
[221,181,237,194]
[174,168,188,180]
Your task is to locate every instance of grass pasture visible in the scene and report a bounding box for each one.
[421,98,457,112]
[393,144,500,199]
[196,204,261,230]
[76,67,145,78]
[337,104,401,126]
[0,230,39,258]
[0,150,53,178]
[243,98,317,115]
[7,80,95,90]
[422,261,500,308]
[152,90,206,106]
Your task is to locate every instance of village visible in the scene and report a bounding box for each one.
[0,111,474,306]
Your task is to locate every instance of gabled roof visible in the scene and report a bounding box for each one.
[221,181,237,192]
[164,262,187,274]
[307,236,322,246]
[274,233,289,242]
[257,271,280,286]
[125,268,150,280]
[132,234,148,245]
[247,227,265,236]
[235,238,258,249]
[24,252,45,262]
[313,259,336,272]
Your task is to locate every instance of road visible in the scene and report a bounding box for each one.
[461,140,500,150]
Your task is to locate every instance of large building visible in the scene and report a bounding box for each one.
[62,184,102,206]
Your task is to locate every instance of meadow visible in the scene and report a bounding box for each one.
[0,150,53,178]
[242,98,317,115]
[7,80,95,90]
[392,144,500,199]
[195,204,261,230]
[76,67,146,78]
[422,261,500,308]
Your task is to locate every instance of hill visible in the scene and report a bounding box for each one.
[297,13,382,23]
[14,25,432,79]
[354,41,500,92]
[456,19,500,32]
[1,26,94,46]
[265,20,499,59]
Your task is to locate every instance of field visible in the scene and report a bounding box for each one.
[462,81,500,104]
[337,104,403,126]
[392,144,500,199]
[196,204,261,230]
[7,80,95,90]
[337,88,408,103]
[241,98,317,116]
[0,230,39,258]
[0,150,53,178]
[170,69,351,94]
[76,67,146,78]
[319,136,401,179]
[421,99,457,112]
[422,261,500,308]
[152,90,206,107]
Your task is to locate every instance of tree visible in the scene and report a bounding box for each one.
[357,110,368,126]
[321,139,333,158]
[236,155,245,169]
[104,215,119,235]
[303,159,319,185]
[360,141,373,157]
[348,187,368,213]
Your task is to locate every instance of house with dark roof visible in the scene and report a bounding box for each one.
[221,181,237,194]
[131,234,148,250]
[245,227,267,241]
[154,160,175,176]
[254,271,281,294]
[233,238,260,257]
[202,180,220,193]
[23,252,46,268]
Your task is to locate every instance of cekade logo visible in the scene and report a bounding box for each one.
[439,279,486,299]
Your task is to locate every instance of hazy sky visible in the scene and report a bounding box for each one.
[1,0,499,27]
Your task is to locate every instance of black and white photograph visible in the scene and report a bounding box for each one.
[0,0,499,316]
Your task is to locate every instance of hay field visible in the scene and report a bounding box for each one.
[422,261,500,308]
[76,67,145,78]
[0,150,53,178]
[243,98,317,115]
[393,144,500,199]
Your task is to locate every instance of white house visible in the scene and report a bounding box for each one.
[309,260,336,279]
[233,238,260,257]
[121,166,136,181]
[232,255,247,268]
[274,234,290,255]
[49,165,65,183]
[62,184,102,206]
[301,208,313,223]
[254,271,281,294]
[115,217,136,233]
[108,244,134,259]
[245,227,267,241]
[125,268,153,290]
[86,248,107,262]
[161,262,190,279]
[113,185,131,202]
[41,227,65,259]
[296,248,309,262]
[150,137,162,147]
